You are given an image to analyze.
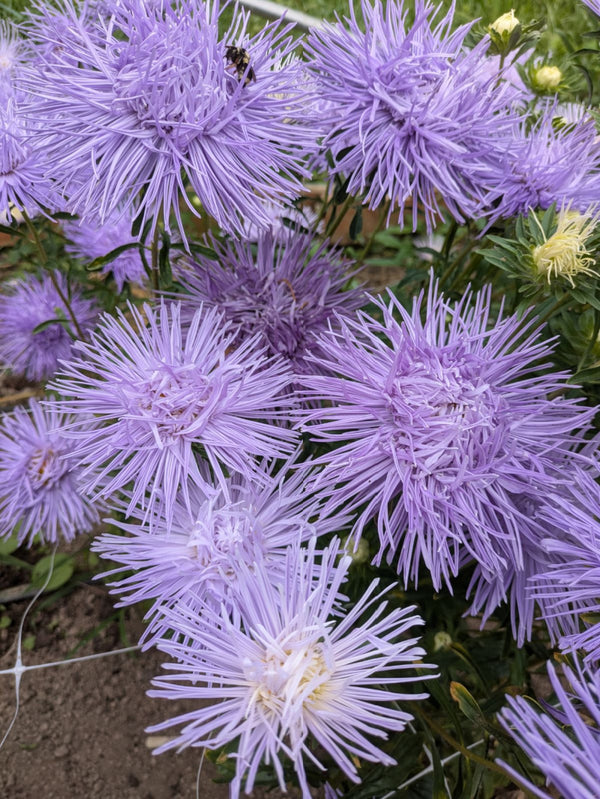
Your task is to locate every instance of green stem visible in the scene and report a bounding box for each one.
[577,306,600,373]
[22,210,85,339]
[355,202,389,267]
[325,193,354,239]
[413,707,539,799]
[313,179,332,230]
[151,225,160,295]
[537,292,571,328]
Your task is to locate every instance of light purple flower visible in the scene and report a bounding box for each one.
[299,282,598,591]
[148,540,433,798]
[0,97,59,220]
[24,0,317,240]
[466,470,600,647]
[581,0,600,17]
[63,210,147,291]
[498,661,600,799]
[532,476,600,665]
[49,301,297,529]
[93,454,349,645]
[176,231,364,374]
[482,104,600,223]
[0,270,98,382]
[306,0,519,230]
[0,399,100,545]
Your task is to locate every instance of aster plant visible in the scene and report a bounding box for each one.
[49,301,297,529]
[299,282,598,594]
[306,0,520,230]
[0,270,98,382]
[0,399,99,545]
[23,0,317,240]
[148,540,433,798]
[176,230,364,374]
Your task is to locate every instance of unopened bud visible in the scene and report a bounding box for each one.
[533,65,562,92]
[342,536,370,564]
[490,9,519,37]
[433,631,453,651]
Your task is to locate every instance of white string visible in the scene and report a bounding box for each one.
[0,543,141,751]
[0,543,57,751]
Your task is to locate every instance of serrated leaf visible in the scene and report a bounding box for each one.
[31,553,74,592]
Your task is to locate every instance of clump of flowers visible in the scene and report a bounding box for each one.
[299,282,597,591]
[0,399,99,545]
[0,271,98,381]
[176,231,364,373]
[148,540,433,798]
[24,0,317,240]
[499,661,600,799]
[49,301,297,528]
[306,0,519,230]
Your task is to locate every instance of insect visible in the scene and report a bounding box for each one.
[224,45,256,86]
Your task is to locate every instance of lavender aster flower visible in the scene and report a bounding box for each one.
[498,662,600,799]
[532,479,600,665]
[581,1,600,17]
[63,210,147,291]
[0,271,98,382]
[0,97,59,220]
[483,104,600,223]
[49,301,297,529]
[306,0,519,230]
[148,540,433,798]
[25,0,316,240]
[466,470,600,647]
[300,282,597,591]
[0,399,99,544]
[93,454,349,645]
[177,231,364,374]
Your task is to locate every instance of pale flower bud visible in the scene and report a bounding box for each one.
[533,65,562,92]
[490,9,520,37]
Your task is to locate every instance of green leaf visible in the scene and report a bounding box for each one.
[86,242,141,272]
[450,682,487,727]
[31,553,75,592]
[23,634,35,651]
[0,615,11,629]
[32,317,72,336]
[170,241,219,260]
[349,206,363,240]
[0,534,20,556]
